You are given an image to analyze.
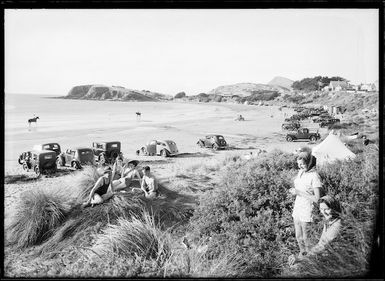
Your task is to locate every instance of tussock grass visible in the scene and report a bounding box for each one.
[6,187,73,248]
[93,211,171,262]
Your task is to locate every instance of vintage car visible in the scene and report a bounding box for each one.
[32,143,62,157]
[319,118,340,128]
[92,141,122,164]
[136,140,179,157]
[197,135,228,150]
[57,147,95,169]
[18,150,57,176]
[286,128,321,142]
[281,122,301,131]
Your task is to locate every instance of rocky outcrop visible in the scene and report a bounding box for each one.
[65,85,171,101]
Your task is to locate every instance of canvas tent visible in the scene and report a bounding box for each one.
[312,132,356,165]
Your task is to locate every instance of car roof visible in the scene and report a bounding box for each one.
[70,147,93,150]
[31,149,57,155]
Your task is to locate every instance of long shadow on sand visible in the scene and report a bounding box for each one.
[176,152,212,158]
[4,174,39,184]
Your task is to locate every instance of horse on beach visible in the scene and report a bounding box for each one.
[28,116,39,127]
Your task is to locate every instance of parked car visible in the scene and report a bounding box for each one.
[136,140,179,157]
[197,135,228,150]
[92,141,122,164]
[57,147,95,169]
[18,150,57,176]
[286,128,321,142]
[32,143,61,157]
[319,118,340,128]
[281,122,301,131]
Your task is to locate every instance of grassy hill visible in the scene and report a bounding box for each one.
[268,76,294,90]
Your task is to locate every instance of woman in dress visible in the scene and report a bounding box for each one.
[289,149,321,258]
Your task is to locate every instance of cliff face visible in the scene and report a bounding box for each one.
[66,85,171,101]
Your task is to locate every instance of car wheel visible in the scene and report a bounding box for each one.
[56,157,63,167]
[111,151,118,160]
[213,144,219,150]
[310,136,316,142]
[99,154,106,165]
[286,136,293,142]
[34,166,41,177]
[72,161,80,169]
[161,149,168,157]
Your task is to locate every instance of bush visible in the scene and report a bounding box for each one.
[188,149,378,277]
[174,92,186,99]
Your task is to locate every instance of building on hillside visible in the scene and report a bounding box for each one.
[359,83,376,92]
[328,81,349,91]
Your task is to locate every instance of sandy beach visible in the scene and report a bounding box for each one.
[5,95,328,175]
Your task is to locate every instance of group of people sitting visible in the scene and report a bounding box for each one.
[82,156,158,208]
[288,148,342,266]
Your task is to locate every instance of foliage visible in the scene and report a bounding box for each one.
[282,93,306,104]
[6,187,73,248]
[93,211,172,261]
[174,92,186,99]
[188,149,378,277]
[292,76,346,92]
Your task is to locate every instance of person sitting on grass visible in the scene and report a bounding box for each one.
[82,164,116,208]
[288,195,342,265]
[289,149,321,259]
[112,160,141,192]
[132,165,158,198]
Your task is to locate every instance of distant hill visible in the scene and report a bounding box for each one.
[267,76,294,90]
[208,82,288,98]
[65,85,172,101]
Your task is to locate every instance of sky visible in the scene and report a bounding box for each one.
[4,9,379,96]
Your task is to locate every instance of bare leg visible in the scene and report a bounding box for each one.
[294,219,306,255]
[300,221,311,253]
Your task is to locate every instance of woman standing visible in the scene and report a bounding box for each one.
[289,150,321,258]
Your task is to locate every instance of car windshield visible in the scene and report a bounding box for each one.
[217,136,224,140]
[110,144,118,148]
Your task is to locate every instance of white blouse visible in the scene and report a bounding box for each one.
[292,168,322,222]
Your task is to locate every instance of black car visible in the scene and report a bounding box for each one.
[18,150,57,176]
[197,135,228,150]
[92,141,122,164]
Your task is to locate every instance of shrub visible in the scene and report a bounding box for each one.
[6,187,73,248]
[174,92,186,99]
[188,149,378,277]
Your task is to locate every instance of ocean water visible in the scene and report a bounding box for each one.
[5,94,230,135]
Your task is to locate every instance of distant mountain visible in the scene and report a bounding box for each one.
[267,76,294,90]
[65,85,172,101]
[208,82,288,98]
